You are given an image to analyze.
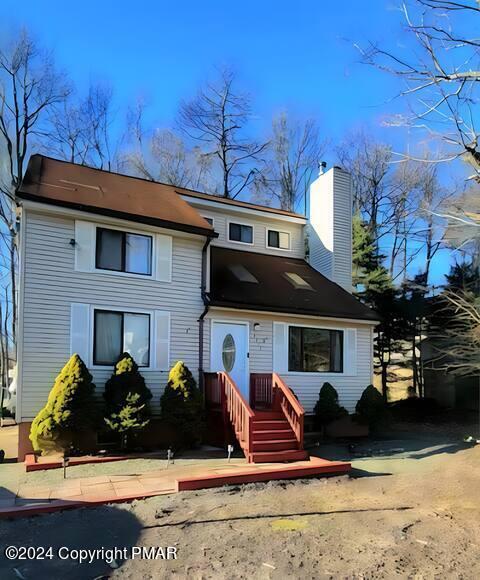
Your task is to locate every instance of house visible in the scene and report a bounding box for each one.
[15,154,378,461]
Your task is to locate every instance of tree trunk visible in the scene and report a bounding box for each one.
[412,332,418,396]
[381,362,388,401]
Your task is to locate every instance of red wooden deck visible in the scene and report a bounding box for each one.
[175,456,351,491]
[205,372,308,463]
[4,454,350,519]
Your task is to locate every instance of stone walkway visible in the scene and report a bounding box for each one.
[0,456,350,518]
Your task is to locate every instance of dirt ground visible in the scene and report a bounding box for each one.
[0,427,479,579]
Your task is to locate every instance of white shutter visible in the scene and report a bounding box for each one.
[70,303,90,364]
[155,311,170,370]
[74,220,95,272]
[344,328,357,376]
[273,322,288,373]
[155,234,172,282]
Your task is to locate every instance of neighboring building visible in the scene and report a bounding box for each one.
[422,336,480,412]
[15,155,378,460]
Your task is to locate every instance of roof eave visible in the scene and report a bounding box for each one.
[16,191,218,238]
[208,299,380,323]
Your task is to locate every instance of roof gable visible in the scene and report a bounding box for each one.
[18,155,215,237]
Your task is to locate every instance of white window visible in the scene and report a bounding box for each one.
[267,229,290,250]
[96,227,152,275]
[71,303,170,370]
[228,222,253,244]
[75,221,172,282]
[288,326,343,373]
[93,309,150,366]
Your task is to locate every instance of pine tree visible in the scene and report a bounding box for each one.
[352,213,403,400]
[445,260,480,293]
[103,353,152,449]
[160,361,203,448]
[352,212,392,297]
[30,354,96,455]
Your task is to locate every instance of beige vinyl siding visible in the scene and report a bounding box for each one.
[20,208,205,421]
[205,310,373,413]
[194,206,305,258]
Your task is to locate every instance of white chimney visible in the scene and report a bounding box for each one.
[307,165,352,292]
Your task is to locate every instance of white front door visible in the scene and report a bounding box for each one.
[211,321,249,400]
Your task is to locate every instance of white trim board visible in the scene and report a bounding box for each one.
[19,199,207,241]
[207,306,379,326]
[15,206,27,423]
[181,194,307,224]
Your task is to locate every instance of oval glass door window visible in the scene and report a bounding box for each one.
[222,334,236,372]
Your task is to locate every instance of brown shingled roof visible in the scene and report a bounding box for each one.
[210,246,379,322]
[18,155,216,237]
[176,187,305,219]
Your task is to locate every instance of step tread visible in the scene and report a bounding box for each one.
[252,419,289,425]
[253,438,298,444]
[252,429,295,437]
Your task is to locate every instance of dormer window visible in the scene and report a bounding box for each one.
[228,222,253,244]
[96,227,152,275]
[267,229,290,250]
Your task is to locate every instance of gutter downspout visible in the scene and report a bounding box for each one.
[198,235,213,394]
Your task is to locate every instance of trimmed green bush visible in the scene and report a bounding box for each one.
[313,382,348,431]
[103,353,152,449]
[30,354,96,455]
[354,384,390,432]
[160,361,203,448]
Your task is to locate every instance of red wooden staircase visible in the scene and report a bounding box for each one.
[205,372,308,463]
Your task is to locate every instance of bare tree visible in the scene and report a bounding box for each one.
[81,83,115,170]
[178,67,268,198]
[46,82,116,170]
[441,186,480,268]
[360,0,480,179]
[44,99,89,163]
[122,101,213,190]
[409,162,454,285]
[337,132,393,243]
[0,30,69,351]
[431,288,480,375]
[254,112,325,212]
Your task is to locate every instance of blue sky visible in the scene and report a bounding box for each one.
[2,1,405,145]
[1,0,459,285]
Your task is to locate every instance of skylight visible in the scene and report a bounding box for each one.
[283,272,313,290]
[229,264,259,283]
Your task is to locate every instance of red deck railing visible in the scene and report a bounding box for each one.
[272,373,304,450]
[206,372,305,459]
[205,372,255,460]
[220,372,255,460]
